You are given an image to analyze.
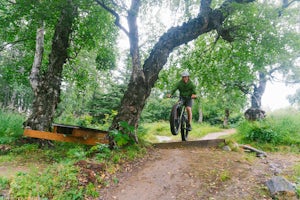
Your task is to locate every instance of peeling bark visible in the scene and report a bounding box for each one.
[25,1,78,131]
[108,0,255,144]
[245,72,267,121]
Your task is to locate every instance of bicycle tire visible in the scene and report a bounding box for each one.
[170,104,180,135]
[181,116,189,141]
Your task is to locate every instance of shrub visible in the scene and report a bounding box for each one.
[0,177,9,190]
[238,120,280,144]
[9,163,82,199]
[0,110,25,144]
[237,111,300,146]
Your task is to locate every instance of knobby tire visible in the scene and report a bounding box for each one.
[181,116,188,141]
[170,104,180,135]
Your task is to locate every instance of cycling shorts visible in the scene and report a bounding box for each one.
[180,97,193,108]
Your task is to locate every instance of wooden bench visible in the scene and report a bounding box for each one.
[23,123,109,145]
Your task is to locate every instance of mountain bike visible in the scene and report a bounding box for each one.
[169,97,190,141]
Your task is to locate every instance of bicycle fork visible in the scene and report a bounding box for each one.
[178,106,185,128]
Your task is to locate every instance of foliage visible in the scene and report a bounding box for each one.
[237,109,300,148]
[0,0,118,116]
[109,121,136,147]
[1,133,147,199]
[141,91,175,123]
[238,120,280,144]
[9,163,82,199]
[157,2,300,123]
[0,177,9,190]
[0,110,25,144]
[294,164,300,196]
[86,84,124,124]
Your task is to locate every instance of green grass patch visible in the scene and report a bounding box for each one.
[1,140,148,199]
[0,177,9,190]
[0,110,25,144]
[9,163,81,199]
[139,121,223,143]
[294,164,300,196]
[230,108,300,152]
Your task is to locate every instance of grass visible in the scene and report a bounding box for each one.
[227,108,300,152]
[1,108,300,198]
[0,142,148,199]
[0,177,9,190]
[0,110,25,144]
[0,110,148,199]
[293,164,300,196]
[139,121,223,143]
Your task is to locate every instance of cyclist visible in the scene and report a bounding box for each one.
[167,71,197,131]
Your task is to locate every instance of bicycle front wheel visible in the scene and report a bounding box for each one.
[170,104,180,135]
[181,116,189,141]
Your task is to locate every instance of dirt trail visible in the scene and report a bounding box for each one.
[100,130,299,200]
[199,128,236,140]
[156,129,236,142]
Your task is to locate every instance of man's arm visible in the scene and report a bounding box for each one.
[167,82,179,97]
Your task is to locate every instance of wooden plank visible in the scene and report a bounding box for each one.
[52,124,108,137]
[72,128,108,138]
[53,123,78,135]
[153,139,225,149]
[23,129,109,145]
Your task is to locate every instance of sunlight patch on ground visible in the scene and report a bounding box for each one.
[156,135,173,142]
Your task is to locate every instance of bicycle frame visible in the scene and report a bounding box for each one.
[177,100,186,127]
[169,97,189,141]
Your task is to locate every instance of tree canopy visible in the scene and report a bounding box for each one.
[0,0,299,145]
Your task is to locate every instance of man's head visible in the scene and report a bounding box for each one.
[181,71,190,83]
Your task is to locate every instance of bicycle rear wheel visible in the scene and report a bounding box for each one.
[170,104,180,135]
[181,116,189,141]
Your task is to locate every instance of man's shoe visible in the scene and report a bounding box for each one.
[187,124,192,131]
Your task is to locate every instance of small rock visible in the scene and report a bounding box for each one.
[222,145,231,151]
[266,176,296,199]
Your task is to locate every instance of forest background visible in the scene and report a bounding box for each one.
[1,0,300,131]
[1,0,300,199]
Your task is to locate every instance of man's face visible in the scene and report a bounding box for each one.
[182,76,189,83]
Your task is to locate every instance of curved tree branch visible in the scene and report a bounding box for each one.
[94,0,129,36]
[278,0,300,16]
[143,0,255,87]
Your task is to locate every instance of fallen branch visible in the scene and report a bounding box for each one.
[239,144,267,157]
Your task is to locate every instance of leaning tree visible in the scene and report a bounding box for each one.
[95,0,258,145]
[20,0,117,131]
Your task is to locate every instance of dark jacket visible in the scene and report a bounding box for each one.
[171,79,196,97]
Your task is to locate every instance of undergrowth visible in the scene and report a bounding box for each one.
[0,110,147,200]
[234,109,300,152]
[1,109,300,198]
[0,142,148,199]
[0,110,25,144]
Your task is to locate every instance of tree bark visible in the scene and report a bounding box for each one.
[223,108,230,127]
[109,0,255,143]
[25,1,78,131]
[245,72,267,120]
[251,72,267,109]
[198,107,203,123]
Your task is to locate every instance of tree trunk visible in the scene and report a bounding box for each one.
[24,1,78,131]
[251,72,267,109]
[110,0,255,144]
[223,108,230,127]
[198,107,203,123]
[244,72,267,121]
